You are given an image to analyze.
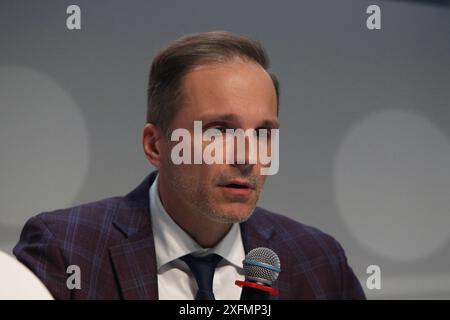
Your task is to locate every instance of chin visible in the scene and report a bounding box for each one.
[209,203,256,224]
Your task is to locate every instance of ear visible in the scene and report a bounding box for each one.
[142,123,165,168]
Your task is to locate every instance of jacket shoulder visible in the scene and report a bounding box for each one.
[29,196,124,242]
[252,207,345,256]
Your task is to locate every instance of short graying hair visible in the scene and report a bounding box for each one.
[146,31,280,133]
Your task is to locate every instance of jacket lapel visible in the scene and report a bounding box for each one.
[109,172,159,300]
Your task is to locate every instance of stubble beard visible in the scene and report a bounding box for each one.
[168,165,260,224]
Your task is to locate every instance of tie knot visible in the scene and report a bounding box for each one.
[180,253,223,300]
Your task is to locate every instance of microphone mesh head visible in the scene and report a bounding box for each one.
[243,247,281,286]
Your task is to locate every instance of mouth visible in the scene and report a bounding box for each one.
[220,180,255,190]
[218,180,255,197]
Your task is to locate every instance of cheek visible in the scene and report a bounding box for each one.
[174,164,207,188]
[258,175,267,188]
[197,165,217,185]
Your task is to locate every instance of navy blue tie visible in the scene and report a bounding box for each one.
[180,253,223,300]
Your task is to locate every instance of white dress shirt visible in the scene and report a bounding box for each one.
[149,174,245,300]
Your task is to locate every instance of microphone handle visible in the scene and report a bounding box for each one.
[240,286,270,300]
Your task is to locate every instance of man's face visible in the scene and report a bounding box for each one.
[159,59,278,224]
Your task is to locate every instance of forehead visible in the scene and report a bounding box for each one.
[179,60,277,124]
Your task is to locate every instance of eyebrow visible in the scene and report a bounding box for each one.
[199,113,280,129]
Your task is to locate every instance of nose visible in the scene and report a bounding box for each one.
[231,162,254,176]
[229,133,257,174]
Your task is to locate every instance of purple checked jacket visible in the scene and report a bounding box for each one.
[13,171,366,299]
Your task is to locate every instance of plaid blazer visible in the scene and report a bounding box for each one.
[13,171,366,299]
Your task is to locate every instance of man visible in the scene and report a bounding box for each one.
[14,31,365,299]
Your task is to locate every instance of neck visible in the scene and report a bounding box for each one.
[157,176,232,248]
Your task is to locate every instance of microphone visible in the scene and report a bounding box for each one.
[235,247,281,300]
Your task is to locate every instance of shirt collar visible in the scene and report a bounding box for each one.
[149,173,245,271]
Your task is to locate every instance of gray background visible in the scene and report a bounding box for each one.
[1,0,449,299]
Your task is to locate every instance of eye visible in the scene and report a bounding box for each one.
[211,126,228,134]
[255,128,272,138]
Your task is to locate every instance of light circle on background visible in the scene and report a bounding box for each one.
[0,65,90,228]
[334,108,450,262]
